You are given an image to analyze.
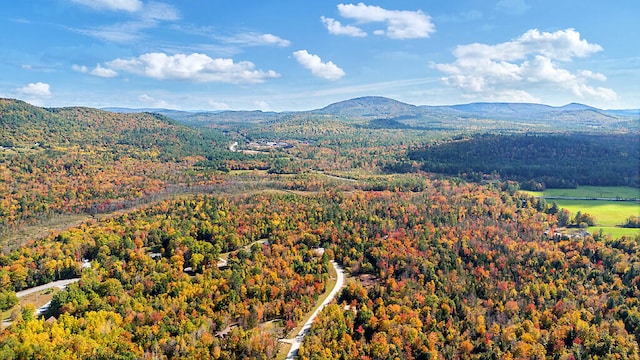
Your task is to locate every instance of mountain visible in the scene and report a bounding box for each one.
[17,96,638,132]
[312,97,637,130]
[558,102,598,111]
[313,96,419,117]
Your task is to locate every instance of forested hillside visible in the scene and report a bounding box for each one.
[1,98,639,359]
[405,133,640,189]
[0,99,235,237]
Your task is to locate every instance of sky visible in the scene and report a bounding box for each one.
[1,0,639,111]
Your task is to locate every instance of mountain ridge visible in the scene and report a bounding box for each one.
[3,96,638,131]
[100,96,639,116]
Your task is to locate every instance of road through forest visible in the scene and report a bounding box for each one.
[284,260,345,359]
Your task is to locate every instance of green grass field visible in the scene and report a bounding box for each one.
[527,186,640,200]
[524,186,640,238]
[589,226,640,238]
[553,199,639,227]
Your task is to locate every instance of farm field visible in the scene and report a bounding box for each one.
[549,199,639,226]
[525,186,640,236]
[528,186,640,199]
[555,199,639,236]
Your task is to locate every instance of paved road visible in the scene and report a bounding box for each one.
[15,278,80,298]
[285,260,345,359]
[2,278,80,327]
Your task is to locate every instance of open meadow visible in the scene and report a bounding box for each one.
[533,186,640,200]
[526,186,640,236]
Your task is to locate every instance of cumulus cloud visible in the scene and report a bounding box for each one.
[105,52,280,83]
[70,0,143,12]
[321,16,367,37]
[73,64,118,77]
[17,82,51,97]
[433,28,617,102]
[90,64,118,78]
[331,3,435,39]
[293,50,346,81]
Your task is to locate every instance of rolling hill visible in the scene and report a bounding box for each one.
[105,96,638,132]
[1,98,227,159]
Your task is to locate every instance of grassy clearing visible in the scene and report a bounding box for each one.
[552,199,639,227]
[524,186,640,237]
[590,226,640,238]
[526,186,640,199]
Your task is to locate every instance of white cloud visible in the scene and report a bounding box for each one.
[138,93,169,108]
[106,52,280,83]
[222,32,291,47]
[91,64,118,78]
[71,1,179,43]
[434,28,616,102]
[207,100,231,110]
[518,28,602,61]
[74,64,118,77]
[293,50,345,81]
[75,23,144,42]
[72,64,89,73]
[579,70,606,81]
[572,84,617,101]
[142,2,179,21]
[70,0,143,12]
[321,16,367,37]
[334,3,435,39]
[254,101,271,112]
[17,82,51,97]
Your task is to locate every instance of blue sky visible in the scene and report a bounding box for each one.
[1,0,638,111]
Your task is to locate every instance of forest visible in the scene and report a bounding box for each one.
[405,133,640,189]
[1,98,639,359]
[1,184,639,359]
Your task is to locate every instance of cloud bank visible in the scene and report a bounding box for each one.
[105,52,280,83]
[433,28,616,102]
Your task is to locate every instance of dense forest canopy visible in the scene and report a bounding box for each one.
[406,133,640,189]
[1,185,639,359]
[1,98,639,359]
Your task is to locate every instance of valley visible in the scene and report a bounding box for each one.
[0,96,638,359]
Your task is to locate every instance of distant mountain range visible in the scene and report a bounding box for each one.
[104,96,639,130]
